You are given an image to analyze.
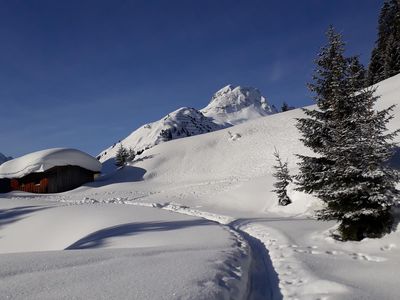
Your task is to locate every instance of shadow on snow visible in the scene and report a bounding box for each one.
[65,219,214,250]
[0,205,50,229]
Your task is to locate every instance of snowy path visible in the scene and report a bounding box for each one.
[151,201,400,300]
[66,199,284,299]
[51,195,352,299]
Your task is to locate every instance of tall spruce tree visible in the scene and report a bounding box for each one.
[384,34,400,78]
[296,26,348,196]
[368,0,400,84]
[297,27,399,241]
[272,148,292,206]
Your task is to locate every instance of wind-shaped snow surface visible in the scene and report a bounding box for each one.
[98,85,275,163]
[0,153,12,165]
[201,84,277,125]
[0,148,102,179]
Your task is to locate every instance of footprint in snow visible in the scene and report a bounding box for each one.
[350,252,386,262]
[380,244,396,251]
[325,250,344,255]
[227,131,241,141]
[294,248,321,255]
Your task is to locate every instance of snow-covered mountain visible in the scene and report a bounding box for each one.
[201,84,277,125]
[99,107,223,163]
[0,153,12,165]
[98,85,275,163]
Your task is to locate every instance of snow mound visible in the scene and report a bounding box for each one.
[0,148,102,179]
[98,85,275,163]
[201,84,277,125]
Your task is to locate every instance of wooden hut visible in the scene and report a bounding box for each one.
[0,148,102,194]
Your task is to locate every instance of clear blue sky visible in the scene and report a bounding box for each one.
[0,0,383,157]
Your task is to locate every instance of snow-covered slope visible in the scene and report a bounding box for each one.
[0,153,12,165]
[76,73,400,300]
[98,85,275,163]
[125,74,399,209]
[0,148,102,179]
[201,84,277,125]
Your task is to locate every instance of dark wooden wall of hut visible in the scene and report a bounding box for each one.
[0,166,96,194]
[0,178,11,193]
[47,166,95,193]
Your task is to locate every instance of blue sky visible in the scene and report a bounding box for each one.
[0,0,383,157]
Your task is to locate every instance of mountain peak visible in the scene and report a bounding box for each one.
[213,84,236,97]
[201,85,276,125]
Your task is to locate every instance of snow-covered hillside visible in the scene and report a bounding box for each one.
[98,85,275,163]
[121,74,399,208]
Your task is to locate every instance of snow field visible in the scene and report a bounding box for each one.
[0,198,252,300]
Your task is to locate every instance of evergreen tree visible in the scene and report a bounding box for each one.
[272,148,292,206]
[296,26,347,195]
[115,144,129,167]
[281,102,289,112]
[384,34,400,78]
[160,129,172,141]
[297,27,399,241]
[367,48,384,86]
[127,147,136,162]
[368,0,400,84]
[348,56,367,89]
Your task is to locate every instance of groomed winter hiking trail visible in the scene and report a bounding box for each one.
[59,197,350,300]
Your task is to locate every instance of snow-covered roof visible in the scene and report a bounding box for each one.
[0,148,102,179]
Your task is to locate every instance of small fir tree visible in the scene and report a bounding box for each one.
[127,147,136,162]
[272,148,292,206]
[115,144,129,167]
[281,102,289,112]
